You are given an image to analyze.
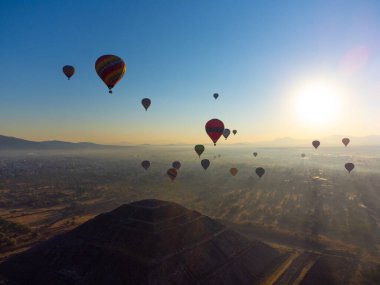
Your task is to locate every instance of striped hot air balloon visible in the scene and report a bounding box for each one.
[205,119,224,146]
[95,55,126,93]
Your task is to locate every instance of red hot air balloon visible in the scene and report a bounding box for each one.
[95,55,126,93]
[167,168,178,182]
[63,65,75,80]
[205,119,224,146]
[312,140,320,149]
[342,138,350,147]
[142,98,151,111]
[345,163,355,173]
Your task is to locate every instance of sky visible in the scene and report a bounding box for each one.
[0,0,380,145]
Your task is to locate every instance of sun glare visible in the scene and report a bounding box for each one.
[294,80,342,126]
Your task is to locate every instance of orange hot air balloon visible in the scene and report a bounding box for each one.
[230,168,238,176]
[95,55,126,93]
[205,119,224,146]
[312,140,320,149]
[63,65,75,80]
[342,138,350,147]
[167,168,178,182]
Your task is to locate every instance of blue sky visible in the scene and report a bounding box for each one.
[1,1,379,144]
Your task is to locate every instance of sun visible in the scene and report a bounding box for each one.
[293,79,342,126]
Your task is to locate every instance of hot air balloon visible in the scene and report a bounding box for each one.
[233,130,237,135]
[95,55,126,93]
[172,161,181,170]
[256,167,265,178]
[142,98,151,111]
[253,152,258,157]
[194,145,205,158]
[205,119,224,146]
[342,138,350,147]
[201,159,210,170]
[141,160,150,170]
[312,140,320,149]
[218,154,221,158]
[345,163,355,173]
[301,153,306,158]
[213,93,219,99]
[223,129,230,140]
[230,168,238,176]
[167,168,178,182]
[63,65,75,80]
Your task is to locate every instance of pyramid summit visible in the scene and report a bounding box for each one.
[0,199,282,285]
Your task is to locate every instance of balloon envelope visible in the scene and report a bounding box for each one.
[213,93,219,99]
[172,161,181,170]
[141,160,150,170]
[142,98,151,110]
[342,138,350,147]
[95,55,126,93]
[233,130,237,135]
[345,163,355,173]
[223,129,230,140]
[256,167,265,178]
[312,140,320,149]
[167,168,178,181]
[253,152,258,157]
[63,65,75,79]
[194,145,205,157]
[301,153,306,158]
[201,159,210,170]
[230,168,238,176]
[205,119,224,146]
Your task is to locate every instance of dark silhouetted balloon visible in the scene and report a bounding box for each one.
[201,159,210,170]
[230,168,238,176]
[167,168,178,181]
[253,152,258,157]
[194,144,205,157]
[172,161,181,170]
[205,119,224,146]
[218,154,221,158]
[342,138,350,147]
[312,140,320,149]
[301,153,306,158]
[95,55,126,93]
[63,65,75,80]
[141,160,150,170]
[213,93,219,99]
[141,98,151,111]
[345,163,355,173]
[223,129,231,140]
[233,130,237,135]
[256,167,265,178]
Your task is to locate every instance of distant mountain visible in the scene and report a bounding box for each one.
[0,199,283,285]
[256,135,380,147]
[0,135,125,150]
